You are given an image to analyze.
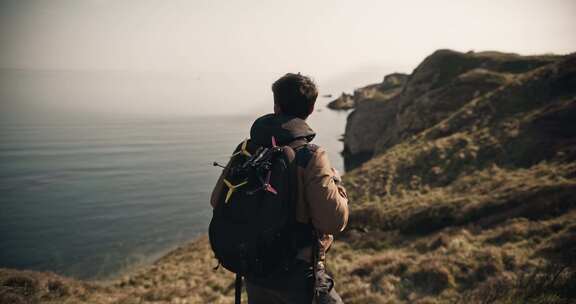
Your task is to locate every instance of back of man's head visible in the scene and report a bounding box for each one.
[272,73,318,119]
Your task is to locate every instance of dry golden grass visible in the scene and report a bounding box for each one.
[330,171,576,303]
[1,236,238,304]
[325,52,576,303]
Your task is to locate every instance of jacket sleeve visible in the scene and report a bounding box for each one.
[303,147,349,234]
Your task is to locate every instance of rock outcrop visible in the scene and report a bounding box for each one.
[343,49,563,171]
[327,92,355,110]
[326,73,409,111]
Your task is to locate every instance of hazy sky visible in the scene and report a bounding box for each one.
[0,0,575,117]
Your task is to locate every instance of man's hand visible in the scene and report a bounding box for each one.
[331,168,347,199]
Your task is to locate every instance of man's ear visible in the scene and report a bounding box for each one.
[308,103,315,115]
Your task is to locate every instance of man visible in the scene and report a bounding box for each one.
[210,73,349,303]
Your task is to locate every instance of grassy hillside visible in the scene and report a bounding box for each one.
[1,50,575,303]
[333,50,576,303]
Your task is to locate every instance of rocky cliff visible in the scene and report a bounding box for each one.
[342,50,562,171]
[334,49,576,303]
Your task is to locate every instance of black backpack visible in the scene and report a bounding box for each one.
[209,136,312,302]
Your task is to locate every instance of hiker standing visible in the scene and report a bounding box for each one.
[209,73,349,304]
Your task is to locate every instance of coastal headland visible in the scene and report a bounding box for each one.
[2,49,575,304]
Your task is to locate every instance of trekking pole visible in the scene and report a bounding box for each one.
[311,229,319,303]
[235,274,242,304]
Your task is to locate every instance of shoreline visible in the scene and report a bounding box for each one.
[0,234,238,303]
[4,232,213,283]
[108,233,212,282]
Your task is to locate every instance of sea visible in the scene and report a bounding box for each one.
[0,108,348,280]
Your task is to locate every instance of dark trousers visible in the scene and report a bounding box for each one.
[245,260,343,304]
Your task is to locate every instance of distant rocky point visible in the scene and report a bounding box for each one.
[327,92,355,110]
[326,73,408,111]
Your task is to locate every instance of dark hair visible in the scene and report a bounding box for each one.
[272,73,318,119]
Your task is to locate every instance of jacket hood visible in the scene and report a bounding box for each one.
[250,114,316,147]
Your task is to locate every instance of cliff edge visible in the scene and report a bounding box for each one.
[334,49,576,303]
[342,50,562,171]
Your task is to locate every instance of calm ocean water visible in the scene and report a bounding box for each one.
[0,110,347,280]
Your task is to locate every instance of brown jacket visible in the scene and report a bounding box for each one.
[210,114,349,261]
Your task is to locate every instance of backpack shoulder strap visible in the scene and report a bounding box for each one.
[281,138,305,223]
[283,139,318,251]
[287,138,308,150]
[294,143,319,169]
